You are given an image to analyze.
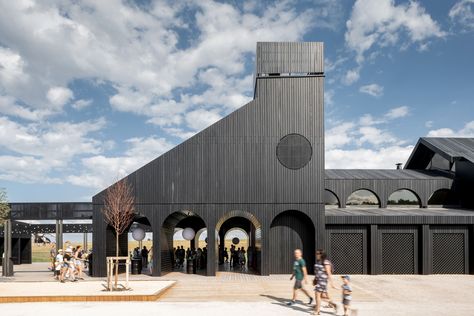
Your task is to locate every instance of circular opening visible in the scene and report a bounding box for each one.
[276,133,312,169]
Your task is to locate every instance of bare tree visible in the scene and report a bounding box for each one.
[0,188,10,227]
[101,179,135,289]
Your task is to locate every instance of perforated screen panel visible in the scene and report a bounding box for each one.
[381,233,415,274]
[432,233,465,274]
[276,134,312,169]
[330,233,364,274]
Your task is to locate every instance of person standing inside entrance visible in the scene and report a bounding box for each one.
[287,249,313,306]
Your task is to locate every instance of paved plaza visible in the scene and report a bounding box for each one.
[1,263,474,315]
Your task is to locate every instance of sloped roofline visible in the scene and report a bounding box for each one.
[405,137,474,169]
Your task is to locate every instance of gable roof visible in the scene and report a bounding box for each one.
[405,137,474,169]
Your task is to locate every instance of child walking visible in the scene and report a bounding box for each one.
[341,275,352,316]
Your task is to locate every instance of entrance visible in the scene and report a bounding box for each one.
[161,211,207,275]
[216,211,261,274]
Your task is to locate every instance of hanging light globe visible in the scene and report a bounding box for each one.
[132,227,146,241]
[232,237,240,245]
[182,227,196,241]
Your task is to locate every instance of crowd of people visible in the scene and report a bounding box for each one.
[49,244,90,283]
[222,245,247,269]
[173,245,208,270]
[287,248,353,316]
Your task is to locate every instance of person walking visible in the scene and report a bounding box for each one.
[287,249,313,306]
[340,275,352,316]
[312,249,337,315]
[49,244,57,272]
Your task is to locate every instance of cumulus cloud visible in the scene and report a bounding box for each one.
[359,83,384,97]
[385,106,409,119]
[0,116,107,183]
[46,86,74,110]
[325,105,414,168]
[427,121,474,137]
[345,0,446,63]
[67,136,174,189]
[0,0,326,132]
[449,0,474,32]
[326,145,414,169]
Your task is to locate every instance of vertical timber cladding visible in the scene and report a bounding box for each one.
[378,226,419,274]
[431,226,469,274]
[92,43,325,277]
[326,226,367,274]
[257,43,325,275]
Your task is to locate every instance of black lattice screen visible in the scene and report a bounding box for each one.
[432,233,465,274]
[381,233,415,274]
[330,233,364,274]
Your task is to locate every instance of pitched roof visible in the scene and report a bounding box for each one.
[325,169,453,180]
[405,137,474,169]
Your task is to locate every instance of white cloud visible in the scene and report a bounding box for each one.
[425,120,434,128]
[449,0,474,32]
[345,0,445,63]
[46,86,74,109]
[0,1,326,134]
[342,68,360,85]
[357,126,398,146]
[427,121,474,137]
[72,99,92,110]
[0,95,51,121]
[359,83,384,97]
[0,116,107,184]
[385,106,409,119]
[67,136,174,189]
[326,145,413,169]
[185,108,222,131]
[326,122,356,150]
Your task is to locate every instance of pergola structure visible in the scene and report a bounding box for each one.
[1,203,92,276]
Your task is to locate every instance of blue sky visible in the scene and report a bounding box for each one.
[0,0,473,202]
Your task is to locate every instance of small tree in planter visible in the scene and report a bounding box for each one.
[101,179,135,290]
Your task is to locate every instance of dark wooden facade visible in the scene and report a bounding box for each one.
[84,42,474,277]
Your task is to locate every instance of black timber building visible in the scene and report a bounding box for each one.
[3,42,474,277]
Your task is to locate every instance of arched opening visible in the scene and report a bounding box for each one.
[324,189,340,208]
[346,189,380,207]
[428,189,461,207]
[216,211,262,274]
[161,211,207,275]
[127,214,153,275]
[269,210,315,274]
[388,189,421,207]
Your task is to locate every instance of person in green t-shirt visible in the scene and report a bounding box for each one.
[287,249,313,306]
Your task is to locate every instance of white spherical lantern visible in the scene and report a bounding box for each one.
[182,227,195,241]
[232,237,240,245]
[132,227,146,241]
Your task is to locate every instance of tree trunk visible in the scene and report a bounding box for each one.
[115,232,119,289]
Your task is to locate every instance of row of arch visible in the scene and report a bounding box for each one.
[123,208,317,276]
[325,188,460,208]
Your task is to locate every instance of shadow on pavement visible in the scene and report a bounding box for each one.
[260,294,313,313]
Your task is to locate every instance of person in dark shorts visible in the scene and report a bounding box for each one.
[341,275,352,316]
[287,249,313,306]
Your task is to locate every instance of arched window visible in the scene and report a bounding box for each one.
[428,189,460,206]
[388,189,421,207]
[324,190,340,208]
[346,189,380,207]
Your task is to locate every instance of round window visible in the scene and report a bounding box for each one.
[276,134,312,169]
